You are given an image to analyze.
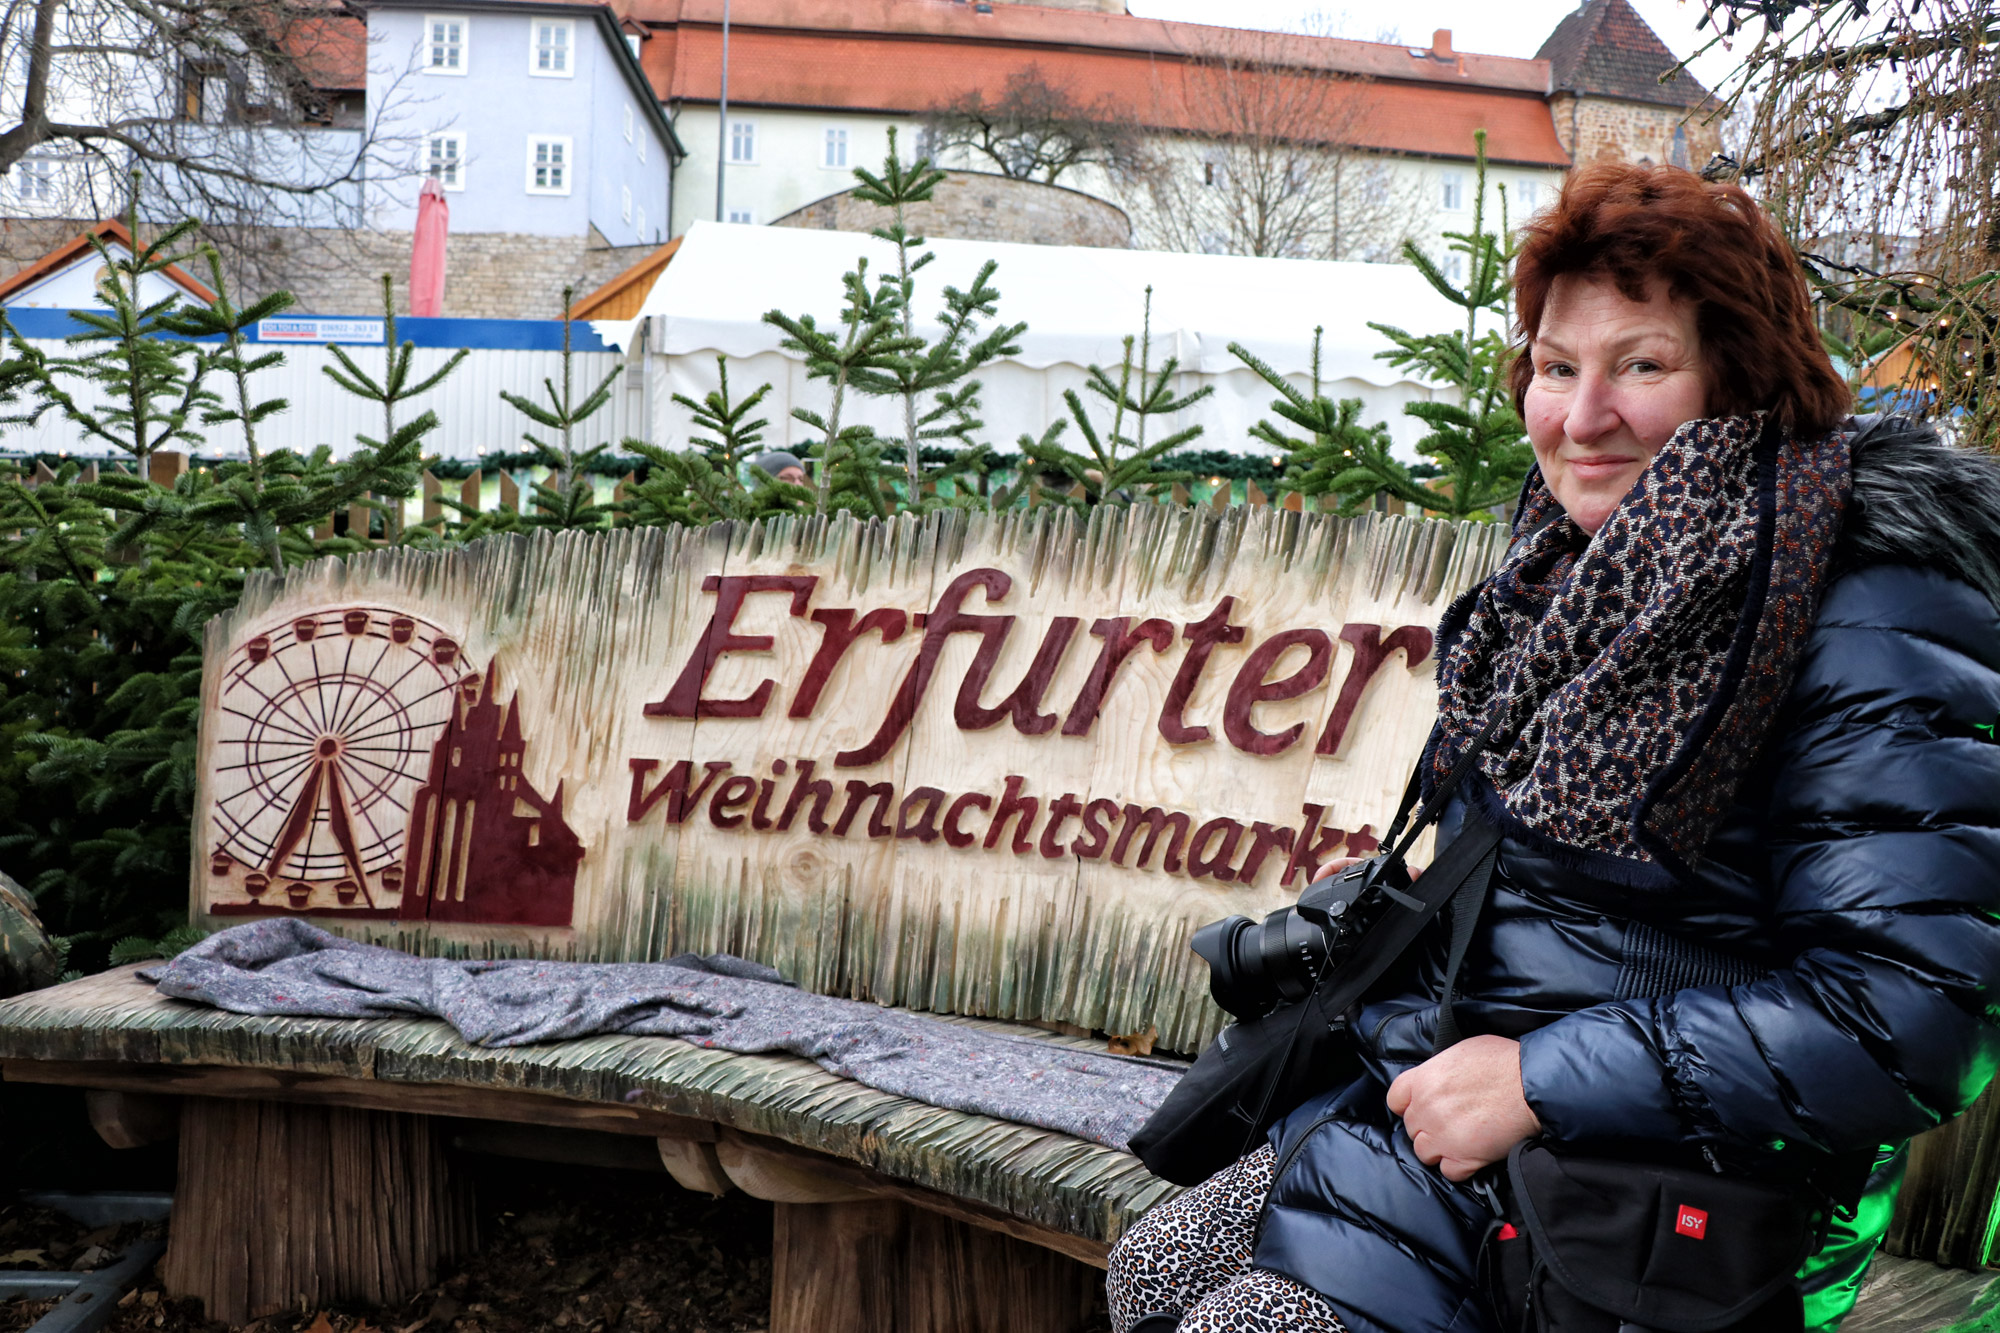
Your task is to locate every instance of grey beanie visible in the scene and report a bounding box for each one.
[751,450,805,475]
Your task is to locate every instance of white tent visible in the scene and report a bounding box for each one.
[593,221,1478,467]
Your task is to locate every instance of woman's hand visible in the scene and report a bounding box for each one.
[1385,1035,1542,1182]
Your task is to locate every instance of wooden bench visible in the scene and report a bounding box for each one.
[0,966,1170,1326]
[3,510,1993,1329]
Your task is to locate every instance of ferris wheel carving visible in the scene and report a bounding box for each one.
[203,605,583,926]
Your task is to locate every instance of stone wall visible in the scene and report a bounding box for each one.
[1549,94,1724,172]
[0,215,656,319]
[277,230,658,319]
[771,172,1131,250]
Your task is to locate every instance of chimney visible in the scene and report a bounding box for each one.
[1432,28,1454,59]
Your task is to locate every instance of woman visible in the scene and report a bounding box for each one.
[1107,163,2000,1333]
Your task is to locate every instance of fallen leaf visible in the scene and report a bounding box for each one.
[0,1248,45,1266]
[306,1313,335,1333]
[1108,1024,1158,1056]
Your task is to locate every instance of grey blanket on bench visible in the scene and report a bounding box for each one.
[142,919,1182,1151]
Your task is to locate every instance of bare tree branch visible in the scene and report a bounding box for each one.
[1112,32,1421,262]
[924,65,1145,185]
[1697,0,2000,444]
[1,0,428,297]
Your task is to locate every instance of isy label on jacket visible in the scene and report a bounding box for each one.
[1675,1205,1709,1239]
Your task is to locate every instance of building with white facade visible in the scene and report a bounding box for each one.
[1,0,1719,321]
[629,0,1714,270]
[366,1,680,248]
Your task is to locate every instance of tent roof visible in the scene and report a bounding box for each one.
[592,221,1473,386]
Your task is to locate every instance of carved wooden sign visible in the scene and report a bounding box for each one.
[192,507,1503,1051]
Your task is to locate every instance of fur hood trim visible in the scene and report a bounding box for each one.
[1837,416,2000,606]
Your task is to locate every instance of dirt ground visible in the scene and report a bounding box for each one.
[0,1159,780,1333]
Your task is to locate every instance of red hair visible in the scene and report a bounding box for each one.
[1508,164,1850,439]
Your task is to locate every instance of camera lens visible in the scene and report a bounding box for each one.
[1190,906,1330,1021]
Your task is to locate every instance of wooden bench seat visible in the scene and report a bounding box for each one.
[0,964,1178,1325]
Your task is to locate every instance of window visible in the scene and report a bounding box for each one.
[526,136,571,193]
[726,207,754,224]
[1442,251,1466,283]
[1440,171,1463,211]
[1515,179,1539,215]
[426,132,465,190]
[728,119,756,163]
[621,184,632,222]
[182,58,234,124]
[530,19,573,76]
[424,16,466,73]
[14,157,54,203]
[1670,124,1689,169]
[1202,158,1224,188]
[623,104,634,143]
[636,204,646,237]
[823,127,848,169]
[625,32,641,59]
[637,129,646,163]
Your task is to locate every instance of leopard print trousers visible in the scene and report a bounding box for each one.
[1105,1145,1348,1333]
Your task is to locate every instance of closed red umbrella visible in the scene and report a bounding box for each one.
[409,178,449,317]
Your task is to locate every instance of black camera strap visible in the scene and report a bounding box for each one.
[1314,712,1509,1036]
[1239,713,1509,1146]
[1380,710,1506,873]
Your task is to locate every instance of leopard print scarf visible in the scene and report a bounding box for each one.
[1429,415,1851,882]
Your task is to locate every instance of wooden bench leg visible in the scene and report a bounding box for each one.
[160,1097,474,1323]
[770,1198,1100,1333]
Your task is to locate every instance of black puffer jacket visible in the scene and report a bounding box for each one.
[1254,420,2000,1333]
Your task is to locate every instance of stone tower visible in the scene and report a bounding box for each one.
[1538,0,1722,171]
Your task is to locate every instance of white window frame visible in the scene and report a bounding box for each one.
[623,103,634,143]
[823,126,848,169]
[636,204,646,238]
[525,135,572,194]
[727,119,757,164]
[15,157,55,203]
[426,132,466,191]
[529,19,574,77]
[1515,179,1539,214]
[620,184,632,222]
[726,206,754,225]
[637,129,646,163]
[1440,171,1464,211]
[424,15,467,74]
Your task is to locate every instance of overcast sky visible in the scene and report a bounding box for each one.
[1123,1,1744,95]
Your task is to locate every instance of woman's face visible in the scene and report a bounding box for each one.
[1522,275,1710,534]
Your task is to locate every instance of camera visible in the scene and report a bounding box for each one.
[1190,854,1412,1020]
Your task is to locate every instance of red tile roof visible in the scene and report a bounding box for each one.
[646,1,1570,165]
[635,0,1553,93]
[270,2,369,93]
